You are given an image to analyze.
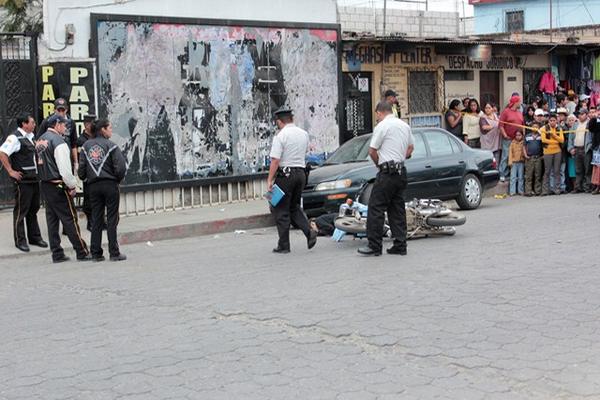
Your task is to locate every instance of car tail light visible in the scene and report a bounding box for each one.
[492,156,498,170]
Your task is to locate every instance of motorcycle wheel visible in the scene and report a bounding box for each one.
[426,212,466,227]
[334,217,366,234]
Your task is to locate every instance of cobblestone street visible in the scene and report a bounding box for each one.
[1,195,600,399]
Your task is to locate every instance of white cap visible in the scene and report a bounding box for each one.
[580,94,591,100]
[534,109,545,116]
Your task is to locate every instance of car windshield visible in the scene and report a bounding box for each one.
[325,136,371,164]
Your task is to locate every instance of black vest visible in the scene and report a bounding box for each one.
[10,130,38,182]
[36,131,66,182]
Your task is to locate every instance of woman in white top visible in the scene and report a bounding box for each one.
[462,98,482,148]
[479,102,502,161]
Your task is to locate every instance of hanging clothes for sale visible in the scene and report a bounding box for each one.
[539,71,557,94]
[594,55,600,81]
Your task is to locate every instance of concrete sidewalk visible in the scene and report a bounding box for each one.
[0,199,273,260]
[0,182,508,260]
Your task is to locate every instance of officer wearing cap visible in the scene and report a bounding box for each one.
[384,89,400,118]
[358,101,414,256]
[267,106,317,253]
[0,112,48,252]
[36,114,90,263]
[37,98,78,169]
[77,114,97,230]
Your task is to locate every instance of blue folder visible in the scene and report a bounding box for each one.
[265,184,285,207]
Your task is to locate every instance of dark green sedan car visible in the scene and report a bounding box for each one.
[302,128,499,217]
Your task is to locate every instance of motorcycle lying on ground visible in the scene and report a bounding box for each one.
[332,184,466,240]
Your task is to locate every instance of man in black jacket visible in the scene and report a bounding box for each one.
[0,113,48,252]
[37,114,90,263]
[78,119,127,262]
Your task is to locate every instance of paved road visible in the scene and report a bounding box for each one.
[1,195,599,399]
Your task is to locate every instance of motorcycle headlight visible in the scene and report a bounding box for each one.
[315,179,352,191]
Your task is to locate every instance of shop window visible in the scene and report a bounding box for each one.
[444,70,474,81]
[506,10,524,32]
[409,71,437,114]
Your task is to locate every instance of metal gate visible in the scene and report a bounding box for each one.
[0,33,38,208]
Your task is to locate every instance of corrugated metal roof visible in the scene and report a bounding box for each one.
[342,34,593,47]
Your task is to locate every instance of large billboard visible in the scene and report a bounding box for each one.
[469,0,514,4]
[91,15,340,185]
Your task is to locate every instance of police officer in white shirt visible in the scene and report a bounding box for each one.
[0,113,48,252]
[358,101,414,256]
[267,107,318,254]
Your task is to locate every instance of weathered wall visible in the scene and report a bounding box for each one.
[338,6,468,37]
[96,20,339,184]
[40,0,337,63]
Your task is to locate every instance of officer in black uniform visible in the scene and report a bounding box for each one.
[0,112,48,252]
[267,107,318,253]
[76,114,96,230]
[358,101,414,256]
[36,114,90,263]
[37,98,78,167]
[78,119,127,262]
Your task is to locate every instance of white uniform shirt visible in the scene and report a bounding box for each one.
[269,123,309,168]
[0,128,34,156]
[0,128,37,172]
[370,114,414,165]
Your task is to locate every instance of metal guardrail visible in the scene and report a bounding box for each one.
[118,175,267,216]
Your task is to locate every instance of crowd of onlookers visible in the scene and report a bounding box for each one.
[444,91,600,196]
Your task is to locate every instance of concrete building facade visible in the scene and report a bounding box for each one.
[471,0,599,35]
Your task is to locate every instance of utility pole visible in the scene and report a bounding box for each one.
[549,0,553,42]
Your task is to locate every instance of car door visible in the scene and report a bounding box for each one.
[422,129,466,198]
[404,132,436,200]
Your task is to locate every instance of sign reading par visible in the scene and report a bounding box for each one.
[40,62,96,135]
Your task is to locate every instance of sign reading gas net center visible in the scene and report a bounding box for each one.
[39,62,96,135]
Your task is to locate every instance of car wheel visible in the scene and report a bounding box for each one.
[456,173,482,210]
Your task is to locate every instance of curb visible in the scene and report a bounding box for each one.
[118,213,274,245]
[0,213,274,261]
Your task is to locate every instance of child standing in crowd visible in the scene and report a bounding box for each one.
[524,122,544,196]
[509,131,526,195]
[540,114,565,195]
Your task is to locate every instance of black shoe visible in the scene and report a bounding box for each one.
[92,256,105,262]
[387,246,407,255]
[29,240,48,248]
[272,247,290,254]
[110,254,127,261]
[77,254,92,262]
[307,230,318,250]
[53,255,70,263]
[357,246,381,256]
[15,243,30,252]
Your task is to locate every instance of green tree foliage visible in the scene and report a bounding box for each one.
[0,0,42,33]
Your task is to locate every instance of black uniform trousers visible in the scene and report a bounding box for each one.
[41,182,89,261]
[271,168,311,250]
[366,167,408,252]
[13,181,43,246]
[82,181,93,230]
[89,180,121,258]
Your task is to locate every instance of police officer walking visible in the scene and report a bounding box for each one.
[78,119,127,262]
[36,114,90,263]
[358,101,414,256]
[76,114,96,230]
[0,112,48,252]
[267,107,317,253]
